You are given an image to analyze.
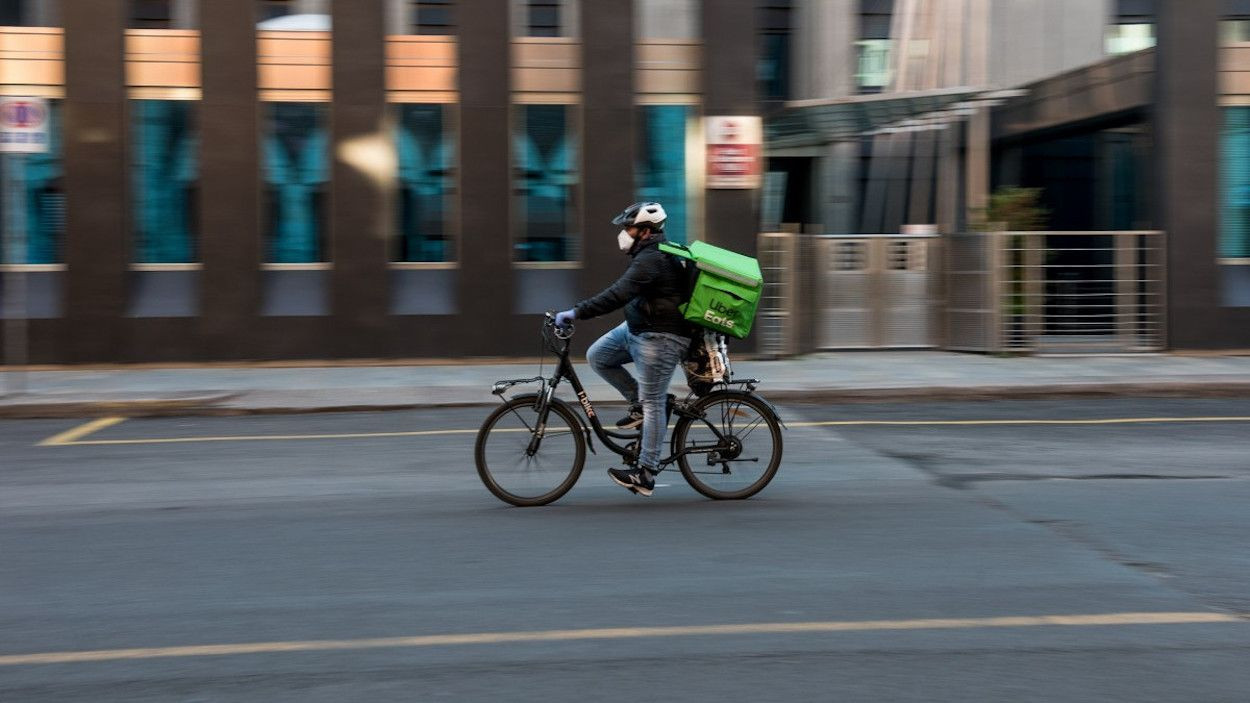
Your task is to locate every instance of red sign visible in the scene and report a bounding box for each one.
[705,116,762,189]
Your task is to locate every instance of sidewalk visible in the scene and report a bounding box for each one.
[2,352,1250,418]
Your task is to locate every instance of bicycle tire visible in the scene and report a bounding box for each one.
[475,395,586,507]
[672,390,783,500]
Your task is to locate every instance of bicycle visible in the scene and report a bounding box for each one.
[475,312,785,507]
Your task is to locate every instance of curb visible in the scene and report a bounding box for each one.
[3,382,1250,419]
[0,393,239,419]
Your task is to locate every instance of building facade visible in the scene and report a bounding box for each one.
[764,0,1250,351]
[0,0,757,362]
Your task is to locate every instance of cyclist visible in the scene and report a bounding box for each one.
[554,202,692,496]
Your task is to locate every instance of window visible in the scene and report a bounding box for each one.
[0,101,62,264]
[513,104,577,262]
[1108,0,1154,55]
[396,104,455,262]
[263,103,328,263]
[858,0,893,93]
[412,0,453,35]
[758,1,792,103]
[260,0,294,21]
[527,0,560,37]
[636,0,697,40]
[856,40,892,91]
[1224,18,1250,43]
[1105,23,1155,55]
[129,0,171,28]
[1221,108,1250,259]
[132,100,197,263]
[0,0,59,26]
[637,105,690,244]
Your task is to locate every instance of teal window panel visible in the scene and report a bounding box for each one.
[637,105,689,245]
[396,103,455,262]
[0,101,63,264]
[264,102,328,264]
[132,100,197,264]
[514,104,577,262]
[1221,107,1250,259]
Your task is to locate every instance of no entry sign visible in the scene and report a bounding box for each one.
[0,97,51,154]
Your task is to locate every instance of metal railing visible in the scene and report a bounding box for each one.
[757,232,800,357]
[998,231,1165,352]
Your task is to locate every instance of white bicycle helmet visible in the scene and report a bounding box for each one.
[611,201,667,231]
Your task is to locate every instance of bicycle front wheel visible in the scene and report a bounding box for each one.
[672,391,783,500]
[475,395,586,507]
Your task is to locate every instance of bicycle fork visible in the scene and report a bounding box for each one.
[524,380,560,457]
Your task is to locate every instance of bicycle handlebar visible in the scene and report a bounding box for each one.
[544,311,576,340]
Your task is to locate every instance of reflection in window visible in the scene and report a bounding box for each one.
[1221,108,1250,259]
[635,0,697,39]
[1105,23,1155,55]
[514,104,577,262]
[527,0,560,37]
[758,0,792,102]
[637,105,688,245]
[1223,19,1250,43]
[133,100,197,263]
[264,103,328,263]
[260,0,294,21]
[411,0,453,35]
[396,104,455,262]
[0,101,62,264]
[0,0,59,26]
[130,0,171,28]
[856,39,892,91]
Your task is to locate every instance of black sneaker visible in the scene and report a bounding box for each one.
[608,466,656,497]
[615,403,644,429]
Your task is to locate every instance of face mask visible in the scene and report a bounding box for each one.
[617,229,636,252]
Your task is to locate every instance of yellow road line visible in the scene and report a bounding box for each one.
[36,417,127,447]
[37,416,1250,447]
[789,416,1250,428]
[0,612,1239,667]
[55,426,577,447]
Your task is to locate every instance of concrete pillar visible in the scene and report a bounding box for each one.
[63,0,127,361]
[793,0,855,100]
[907,127,937,226]
[458,0,513,353]
[330,0,390,355]
[821,141,859,234]
[580,0,634,307]
[702,0,757,255]
[1156,0,1221,347]
[199,0,262,356]
[965,105,990,226]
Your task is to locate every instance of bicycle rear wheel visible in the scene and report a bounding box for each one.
[475,395,586,507]
[672,391,783,500]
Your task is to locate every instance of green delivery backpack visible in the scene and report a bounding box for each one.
[658,240,764,339]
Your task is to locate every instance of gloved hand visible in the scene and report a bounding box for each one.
[555,309,577,328]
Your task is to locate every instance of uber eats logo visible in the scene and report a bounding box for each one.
[703,299,739,330]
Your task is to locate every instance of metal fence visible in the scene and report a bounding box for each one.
[757,232,800,357]
[814,234,939,349]
[947,231,1166,353]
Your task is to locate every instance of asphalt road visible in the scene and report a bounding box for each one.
[3,398,1250,702]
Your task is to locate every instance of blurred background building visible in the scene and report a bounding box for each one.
[0,0,1245,362]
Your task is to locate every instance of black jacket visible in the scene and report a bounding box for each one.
[575,235,693,337]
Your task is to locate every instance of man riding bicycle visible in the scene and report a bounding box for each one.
[554,202,692,496]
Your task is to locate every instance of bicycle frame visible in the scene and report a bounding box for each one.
[493,321,743,471]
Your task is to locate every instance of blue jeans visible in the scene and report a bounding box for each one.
[587,322,690,471]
